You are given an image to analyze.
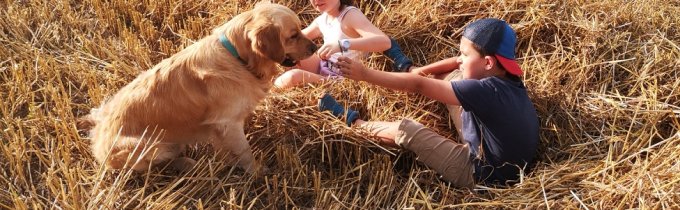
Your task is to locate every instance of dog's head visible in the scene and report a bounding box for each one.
[244,3,317,67]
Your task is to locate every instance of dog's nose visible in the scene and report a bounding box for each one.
[309,44,318,53]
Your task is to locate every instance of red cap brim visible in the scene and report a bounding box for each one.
[495,55,522,76]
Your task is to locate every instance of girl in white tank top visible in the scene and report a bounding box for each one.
[273,0,395,88]
[316,6,364,76]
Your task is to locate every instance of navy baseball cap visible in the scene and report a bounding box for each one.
[462,18,522,76]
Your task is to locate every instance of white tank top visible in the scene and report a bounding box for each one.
[314,6,364,62]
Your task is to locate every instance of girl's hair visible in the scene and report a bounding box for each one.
[339,0,354,10]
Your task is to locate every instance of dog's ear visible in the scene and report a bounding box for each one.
[248,19,285,63]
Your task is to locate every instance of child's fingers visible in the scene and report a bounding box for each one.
[318,43,340,60]
[317,45,329,59]
[337,56,352,63]
[337,62,353,77]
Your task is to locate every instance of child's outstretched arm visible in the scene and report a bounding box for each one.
[410,57,460,76]
[337,56,461,106]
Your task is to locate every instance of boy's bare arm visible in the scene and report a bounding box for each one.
[411,57,460,76]
[337,56,460,106]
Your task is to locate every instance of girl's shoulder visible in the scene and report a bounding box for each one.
[341,6,364,18]
[340,6,368,24]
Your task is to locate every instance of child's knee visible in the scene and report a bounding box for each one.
[275,70,303,88]
[394,118,455,151]
[393,119,428,148]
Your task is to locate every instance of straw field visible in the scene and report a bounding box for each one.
[1,0,679,209]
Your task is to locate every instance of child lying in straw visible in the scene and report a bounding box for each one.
[273,0,413,89]
[319,18,539,188]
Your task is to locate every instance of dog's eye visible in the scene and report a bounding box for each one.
[290,33,299,39]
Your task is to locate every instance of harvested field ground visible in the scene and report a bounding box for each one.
[1,0,679,209]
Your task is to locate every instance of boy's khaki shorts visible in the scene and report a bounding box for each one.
[394,119,475,189]
[443,70,464,139]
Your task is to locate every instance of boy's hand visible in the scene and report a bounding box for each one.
[317,42,341,60]
[337,56,368,81]
[410,67,427,76]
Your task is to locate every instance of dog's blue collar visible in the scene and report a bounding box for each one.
[219,34,245,64]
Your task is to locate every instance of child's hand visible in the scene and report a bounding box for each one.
[316,42,341,60]
[410,67,427,76]
[337,56,368,81]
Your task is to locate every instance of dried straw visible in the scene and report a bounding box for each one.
[1,0,678,209]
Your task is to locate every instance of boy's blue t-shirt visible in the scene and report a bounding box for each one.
[451,76,539,185]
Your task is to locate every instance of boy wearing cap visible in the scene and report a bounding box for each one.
[319,18,539,188]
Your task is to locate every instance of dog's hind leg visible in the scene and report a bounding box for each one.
[109,140,190,172]
[144,143,196,171]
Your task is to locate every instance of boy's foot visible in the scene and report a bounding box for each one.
[318,93,359,126]
[383,37,413,72]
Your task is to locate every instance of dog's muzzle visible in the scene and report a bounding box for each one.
[280,56,297,67]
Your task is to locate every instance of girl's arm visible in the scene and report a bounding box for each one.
[341,9,391,52]
[317,10,390,59]
[302,19,321,40]
[411,57,460,76]
[336,56,461,106]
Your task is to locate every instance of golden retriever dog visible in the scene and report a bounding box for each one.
[83,2,316,173]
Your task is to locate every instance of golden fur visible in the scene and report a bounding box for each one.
[83,3,316,173]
